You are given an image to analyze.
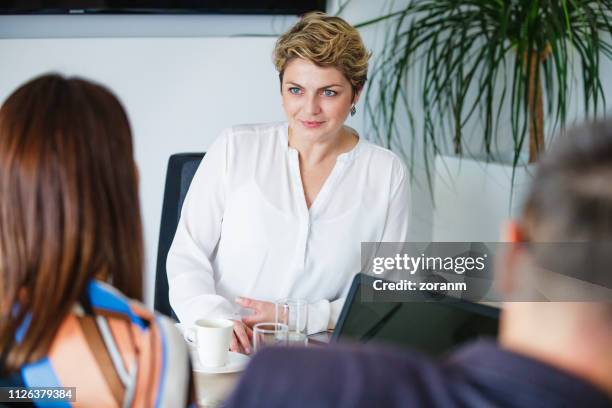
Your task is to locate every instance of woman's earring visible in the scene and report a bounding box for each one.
[350,104,356,116]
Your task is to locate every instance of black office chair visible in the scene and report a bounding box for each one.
[154,153,205,318]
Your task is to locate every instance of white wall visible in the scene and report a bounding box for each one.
[0,14,298,38]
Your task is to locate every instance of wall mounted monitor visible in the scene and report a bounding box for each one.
[0,1,326,15]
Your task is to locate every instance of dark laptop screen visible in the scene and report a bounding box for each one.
[332,274,499,356]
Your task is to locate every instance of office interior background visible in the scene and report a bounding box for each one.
[1,0,610,307]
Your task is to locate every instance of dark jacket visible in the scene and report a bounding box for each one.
[225,340,611,408]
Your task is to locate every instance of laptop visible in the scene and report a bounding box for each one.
[330,274,500,356]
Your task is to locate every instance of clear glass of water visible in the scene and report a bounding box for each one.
[275,298,308,346]
[253,322,288,352]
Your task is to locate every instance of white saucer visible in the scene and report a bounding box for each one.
[190,349,250,374]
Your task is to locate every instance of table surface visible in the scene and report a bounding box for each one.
[195,371,241,407]
[194,332,333,407]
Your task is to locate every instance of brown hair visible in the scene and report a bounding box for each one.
[273,11,371,95]
[0,74,143,372]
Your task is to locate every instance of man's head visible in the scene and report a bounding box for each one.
[500,120,612,302]
[497,120,612,394]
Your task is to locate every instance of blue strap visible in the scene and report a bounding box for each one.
[87,281,146,330]
[15,311,69,406]
[21,358,70,408]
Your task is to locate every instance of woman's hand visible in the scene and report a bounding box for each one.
[230,320,253,355]
[230,297,276,354]
[235,297,276,328]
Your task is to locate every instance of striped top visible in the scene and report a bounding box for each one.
[2,280,196,407]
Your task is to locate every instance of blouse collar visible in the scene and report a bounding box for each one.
[282,122,363,163]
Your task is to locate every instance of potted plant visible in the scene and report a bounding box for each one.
[352,0,612,239]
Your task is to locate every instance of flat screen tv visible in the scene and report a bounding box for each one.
[0,1,326,15]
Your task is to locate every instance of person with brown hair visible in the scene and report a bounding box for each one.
[0,74,195,407]
[167,11,411,354]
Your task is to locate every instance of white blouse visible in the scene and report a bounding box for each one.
[167,122,410,333]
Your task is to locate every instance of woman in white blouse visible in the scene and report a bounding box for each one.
[167,12,410,353]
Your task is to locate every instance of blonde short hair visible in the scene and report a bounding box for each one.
[273,12,371,93]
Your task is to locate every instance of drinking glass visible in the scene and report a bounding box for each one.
[275,298,308,346]
[253,323,288,352]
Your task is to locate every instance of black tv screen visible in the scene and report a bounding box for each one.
[0,1,326,15]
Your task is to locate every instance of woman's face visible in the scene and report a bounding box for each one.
[281,58,359,143]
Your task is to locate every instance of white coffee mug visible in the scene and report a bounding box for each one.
[186,318,233,367]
